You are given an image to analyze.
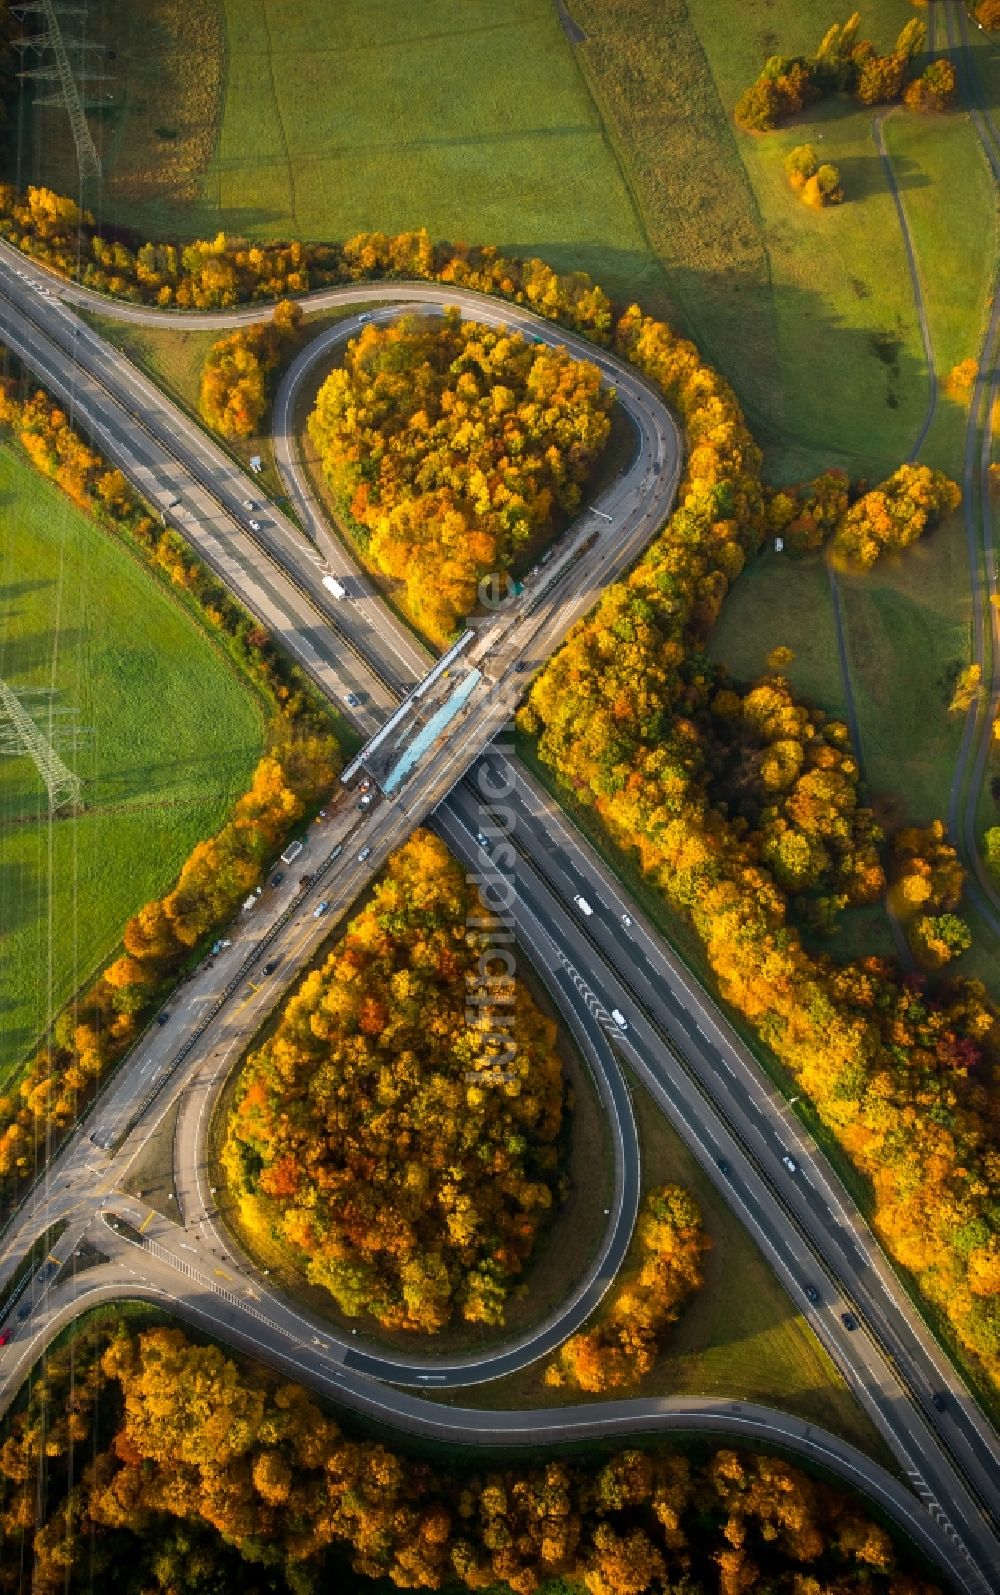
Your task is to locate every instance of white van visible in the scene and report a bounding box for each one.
[574,895,593,917]
[611,1009,628,1031]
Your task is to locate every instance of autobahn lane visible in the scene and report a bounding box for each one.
[1,245,998,1592]
[479,751,1000,1527]
[437,781,998,1591]
[1,1253,972,1595]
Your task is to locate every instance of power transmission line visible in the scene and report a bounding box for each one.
[0,680,84,812]
[12,0,105,180]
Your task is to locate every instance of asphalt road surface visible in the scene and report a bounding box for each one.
[0,243,997,1593]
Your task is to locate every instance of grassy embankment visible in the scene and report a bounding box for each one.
[0,444,265,1082]
[449,1078,889,1465]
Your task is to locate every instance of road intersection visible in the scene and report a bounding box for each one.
[0,244,997,1593]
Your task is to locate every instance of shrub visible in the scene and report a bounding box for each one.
[784,143,819,189]
[904,57,958,112]
[802,161,844,207]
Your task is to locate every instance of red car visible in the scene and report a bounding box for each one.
[0,1329,12,1346]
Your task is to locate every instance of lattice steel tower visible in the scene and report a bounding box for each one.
[0,680,84,812]
[13,0,106,180]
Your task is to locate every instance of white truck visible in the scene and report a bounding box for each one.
[322,574,347,600]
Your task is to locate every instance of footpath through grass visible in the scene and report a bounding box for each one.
[0,444,264,1081]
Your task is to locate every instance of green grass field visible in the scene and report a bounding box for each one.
[0,444,264,1081]
[451,1078,887,1462]
[709,516,975,832]
[678,0,995,480]
[26,0,667,314]
[24,0,994,484]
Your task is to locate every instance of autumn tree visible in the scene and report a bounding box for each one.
[855,50,908,104]
[200,299,302,437]
[802,161,844,207]
[223,831,565,1332]
[904,57,957,111]
[308,311,613,643]
[545,1185,708,1391]
[890,821,971,966]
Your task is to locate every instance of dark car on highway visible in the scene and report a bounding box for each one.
[262,960,279,976]
[841,1312,859,1331]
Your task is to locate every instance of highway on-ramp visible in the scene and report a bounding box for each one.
[0,245,997,1592]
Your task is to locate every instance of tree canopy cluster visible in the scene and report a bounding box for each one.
[0,1315,942,1595]
[0,191,616,341]
[519,301,999,1389]
[784,145,844,207]
[0,377,342,1215]
[890,822,973,969]
[734,12,955,132]
[307,312,613,642]
[546,1184,708,1391]
[200,299,302,438]
[765,463,960,567]
[829,465,961,568]
[224,831,565,1332]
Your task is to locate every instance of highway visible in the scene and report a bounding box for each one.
[0,242,998,1593]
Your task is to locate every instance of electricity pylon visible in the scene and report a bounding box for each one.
[13,0,105,180]
[0,680,83,812]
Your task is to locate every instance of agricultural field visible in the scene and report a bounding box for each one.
[21,0,668,314]
[570,0,995,480]
[0,444,264,1081]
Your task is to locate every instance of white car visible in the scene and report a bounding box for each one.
[611,1009,628,1031]
[574,894,593,917]
[621,913,632,929]
[782,1154,798,1174]
[357,845,372,863]
[248,518,262,532]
